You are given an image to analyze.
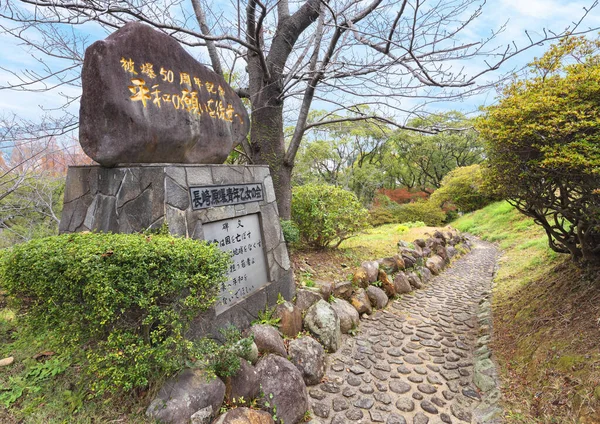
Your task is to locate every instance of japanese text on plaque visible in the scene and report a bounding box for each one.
[189,183,264,210]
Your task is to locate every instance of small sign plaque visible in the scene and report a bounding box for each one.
[190,183,264,210]
[203,213,269,314]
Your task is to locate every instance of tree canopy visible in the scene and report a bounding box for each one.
[479,36,600,262]
[2,0,598,217]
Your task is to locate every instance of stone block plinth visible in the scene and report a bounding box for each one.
[59,164,293,339]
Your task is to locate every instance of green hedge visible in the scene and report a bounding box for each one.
[292,184,370,249]
[0,232,230,394]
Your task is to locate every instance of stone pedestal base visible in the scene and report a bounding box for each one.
[59,164,293,339]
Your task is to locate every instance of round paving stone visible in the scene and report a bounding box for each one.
[353,397,375,409]
[395,398,414,412]
[345,408,364,420]
[440,412,452,423]
[414,366,428,375]
[389,380,411,394]
[342,387,356,397]
[333,398,349,411]
[420,400,438,414]
[413,411,429,424]
[412,392,424,400]
[397,365,411,374]
[451,403,472,422]
[427,374,443,385]
[331,415,346,424]
[374,392,392,404]
[387,413,407,424]
[331,363,344,373]
[375,381,388,391]
[309,389,326,400]
[431,396,446,407]
[417,383,437,394]
[313,402,330,418]
[321,381,341,393]
[369,410,385,422]
[388,348,403,357]
[404,355,423,365]
[347,374,362,386]
[408,375,424,383]
[360,385,375,394]
[375,363,392,372]
[350,365,365,374]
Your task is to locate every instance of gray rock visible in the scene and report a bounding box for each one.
[419,266,432,284]
[190,406,212,424]
[249,324,287,357]
[447,245,458,258]
[378,257,400,274]
[304,300,342,352]
[349,288,373,315]
[224,359,260,403]
[212,407,274,424]
[425,255,445,275]
[332,280,354,300]
[330,298,359,334]
[314,280,334,299]
[366,286,388,309]
[407,271,422,290]
[393,272,412,294]
[256,354,309,424]
[79,22,249,166]
[289,336,326,386]
[352,267,371,289]
[274,301,303,338]
[146,369,225,424]
[361,260,380,283]
[295,289,323,315]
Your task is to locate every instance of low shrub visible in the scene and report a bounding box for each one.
[280,219,300,245]
[430,164,494,213]
[292,184,370,249]
[0,232,230,395]
[393,200,445,226]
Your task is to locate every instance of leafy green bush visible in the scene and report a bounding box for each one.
[430,165,494,213]
[479,36,600,261]
[292,184,370,249]
[392,200,445,226]
[280,219,300,244]
[192,325,253,379]
[368,207,396,226]
[0,232,230,394]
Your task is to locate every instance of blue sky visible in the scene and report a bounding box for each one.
[0,0,598,125]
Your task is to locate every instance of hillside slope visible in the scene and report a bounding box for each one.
[454,202,600,423]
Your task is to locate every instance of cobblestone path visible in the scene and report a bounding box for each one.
[308,240,499,424]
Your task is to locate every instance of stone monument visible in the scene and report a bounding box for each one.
[59,22,293,336]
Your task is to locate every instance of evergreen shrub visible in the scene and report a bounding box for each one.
[0,232,230,394]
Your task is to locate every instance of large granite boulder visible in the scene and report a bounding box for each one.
[288,336,326,386]
[274,301,303,338]
[256,355,309,424]
[223,359,260,403]
[366,285,388,309]
[350,288,373,315]
[146,369,225,424]
[361,260,380,283]
[295,289,323,315]
[407,271,423,290]
[426,255,446,276]
[330,298,359,333]
[377,269,397,298]
[248,324,287,357]
[303,300,342,353]
[80,22,249,166]
[212,407,275,424]
[351,267,370,289]
[332,280,354,300]
[393,271,412,294]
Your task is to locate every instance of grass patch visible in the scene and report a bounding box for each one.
[454,201,600,423]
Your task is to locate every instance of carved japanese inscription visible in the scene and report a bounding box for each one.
[189,183,264,210]
[79,22,249,166]
[203,214,269,314]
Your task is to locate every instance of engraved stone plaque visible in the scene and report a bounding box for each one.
[203,213,269,314]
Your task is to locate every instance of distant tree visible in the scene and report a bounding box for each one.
[479,36,600,262]
[430,164,494,213]
[2,0,597,218]
[389,112,485,192]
